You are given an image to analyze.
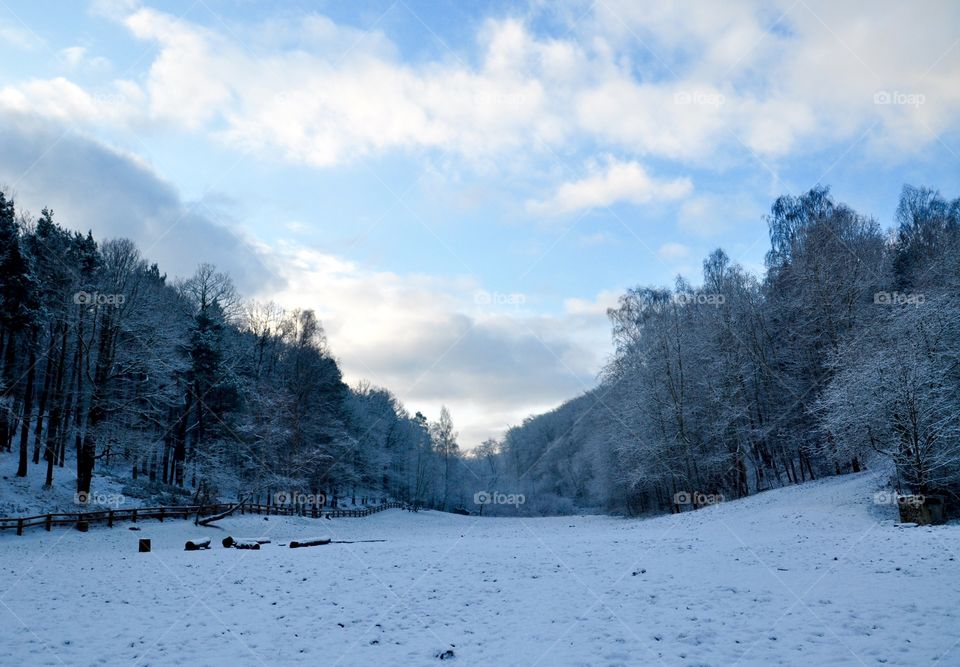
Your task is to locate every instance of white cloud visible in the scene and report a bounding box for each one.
[0,111,277,294]
[527,157,692,215]
[4,2,959,173]
[0,21,43,50]
[658,242,691,261]
[0,77,138,125]
[58,46,111,71]
[563,289,622,317]
[264,244,609,447]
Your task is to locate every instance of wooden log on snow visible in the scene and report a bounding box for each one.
[222,536,271,548]
[289,536,331,548]
[230,539,261,550]
[184,537,212,551]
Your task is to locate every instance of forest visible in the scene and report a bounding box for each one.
[0,191,464,510]
[472,185,960,515]
[1,185,958,516]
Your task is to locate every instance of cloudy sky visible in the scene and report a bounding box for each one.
[0,0,957,447]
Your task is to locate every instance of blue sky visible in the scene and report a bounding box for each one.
[1,0,958,446]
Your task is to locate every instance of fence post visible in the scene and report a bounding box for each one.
[108,510,114,528]
[45,514,52,531]
[159,507,164,522]
[17,518,23,536]
[132,509,137,523]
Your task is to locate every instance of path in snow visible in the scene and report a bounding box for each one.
[1,471,958,666]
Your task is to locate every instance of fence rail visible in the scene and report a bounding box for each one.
[0,501,406,536]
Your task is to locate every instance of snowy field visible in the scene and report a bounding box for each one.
[2,471,958,666]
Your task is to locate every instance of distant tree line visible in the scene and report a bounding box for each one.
[0,191,467,510]
[466,186,960,515]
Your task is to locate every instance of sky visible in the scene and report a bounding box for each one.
[0,0,957,448]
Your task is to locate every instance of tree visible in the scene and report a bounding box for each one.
[431,406,459,511]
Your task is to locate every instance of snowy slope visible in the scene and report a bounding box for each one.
[0,458,135,517]
[1,470,958,666]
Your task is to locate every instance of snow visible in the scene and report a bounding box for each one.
[0,464,135,516]
[2,471,959,666]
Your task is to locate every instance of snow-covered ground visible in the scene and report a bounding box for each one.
[0,463,135,516]
[1,470,958,666]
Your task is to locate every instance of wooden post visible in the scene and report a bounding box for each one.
[17,518,23,536]
[108,510,114,528]
[132,509,137,523]
[159,507,164,522]
[45,514,52,531]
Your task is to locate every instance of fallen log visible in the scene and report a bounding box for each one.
[330,539,387,544]
[222,536,272,548]
[230,539,261,550]
[197,497,249,527]
[289,536,331,548]
[184,537,212,551]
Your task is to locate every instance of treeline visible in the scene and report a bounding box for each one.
[0,191,469,510]
[471,186,960,515]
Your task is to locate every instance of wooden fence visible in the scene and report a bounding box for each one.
[0,501,406,536]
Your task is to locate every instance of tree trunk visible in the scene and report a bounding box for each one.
[0,333,17,452]
[15,345,36,477]
[43,325,68,488]
[32,329,55,464]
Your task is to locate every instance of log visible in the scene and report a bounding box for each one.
[184,537,212,551]
[289,536,331,548]
[223,536,271,548]
[230,539,261,550]
[330,539,386,544]
[197,497,249,527]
